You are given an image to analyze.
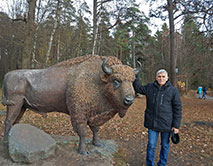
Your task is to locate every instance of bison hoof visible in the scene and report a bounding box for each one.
[3,139,9,147]
[79,150,89,155]
[92,141,104,147]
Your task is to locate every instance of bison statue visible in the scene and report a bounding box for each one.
[2,55,137,155]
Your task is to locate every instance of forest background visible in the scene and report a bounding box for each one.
[0,0,212,89]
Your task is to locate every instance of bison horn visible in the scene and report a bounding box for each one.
[134,60,142,75]
[102,58,113,75]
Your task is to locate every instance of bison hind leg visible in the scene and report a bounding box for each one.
[14,106,26,124]
[4,100,26,145]
[89,126,103,147]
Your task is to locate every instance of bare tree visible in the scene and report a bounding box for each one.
[92,0,121,55]
[46,0,61,65]
[92,0,98,55]
[167,0,176,86]
[31,0,51,68]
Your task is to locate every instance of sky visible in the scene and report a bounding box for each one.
[0,0,172,35]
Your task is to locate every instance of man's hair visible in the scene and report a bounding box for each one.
[156,69,168,77]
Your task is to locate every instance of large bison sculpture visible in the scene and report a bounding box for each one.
[2,55,137,155]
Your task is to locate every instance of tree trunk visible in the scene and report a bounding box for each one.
[57,39,60,62]
[46,0,61,65]
[131,30,136,68]
[21,0,37,69]
[92,0,98,55]
[31,0,42,68]
[31,26,39,68]
[167,0,176,87]
[46,20,58,65]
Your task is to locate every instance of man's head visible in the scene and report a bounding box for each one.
[156,69,169,86]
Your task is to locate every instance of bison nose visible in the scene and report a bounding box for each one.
[124,95,134,106]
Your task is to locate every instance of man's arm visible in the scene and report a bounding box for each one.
[172,88,182,133]
[133,75,147,95]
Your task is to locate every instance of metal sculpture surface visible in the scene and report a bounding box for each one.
[2,55,137,155]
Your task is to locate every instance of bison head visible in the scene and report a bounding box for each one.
[101,58,137,118]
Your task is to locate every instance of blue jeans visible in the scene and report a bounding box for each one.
[146,129,170,166]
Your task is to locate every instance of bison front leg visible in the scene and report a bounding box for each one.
[89,126,103,147]
[75,123,89,155]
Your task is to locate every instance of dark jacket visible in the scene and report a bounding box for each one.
[133,76,182,132]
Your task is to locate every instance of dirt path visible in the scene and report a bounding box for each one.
[196,94,213,100]
[0,90,213,166]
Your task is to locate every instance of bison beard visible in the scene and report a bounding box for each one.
[2,55,137,155]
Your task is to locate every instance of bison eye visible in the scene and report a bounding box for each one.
[113,79,121,90]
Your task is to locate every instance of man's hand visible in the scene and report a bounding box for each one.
[172,127,179,134]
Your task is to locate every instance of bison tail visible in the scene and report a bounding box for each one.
[1,99,7,106]
[1,90,8,106]
[1,96,15,106]
[1,83,6,106]
[1,83,15,106]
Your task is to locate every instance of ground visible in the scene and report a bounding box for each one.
[0,90,213,166]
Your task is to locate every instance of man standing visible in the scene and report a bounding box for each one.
[133,69,182,166]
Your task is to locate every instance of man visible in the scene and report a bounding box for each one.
[133,69,182,166]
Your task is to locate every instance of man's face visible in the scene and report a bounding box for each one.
[156,72,168,86]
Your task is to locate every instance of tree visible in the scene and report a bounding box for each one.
[92,0,116,55]
[113,24,130,62]
[96,9,115,56]
[73,1,92,57]
[113,1,150,68]
[21,0,37,69]
[92,0,137,55]
[147,0,212,87]
[177,0,213,33]
[147,0,178,86]
[0,12,23,82]
[181,15,212,89]
[45,0,61,65]
[167,0,176,86]
[31,0,51,68]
